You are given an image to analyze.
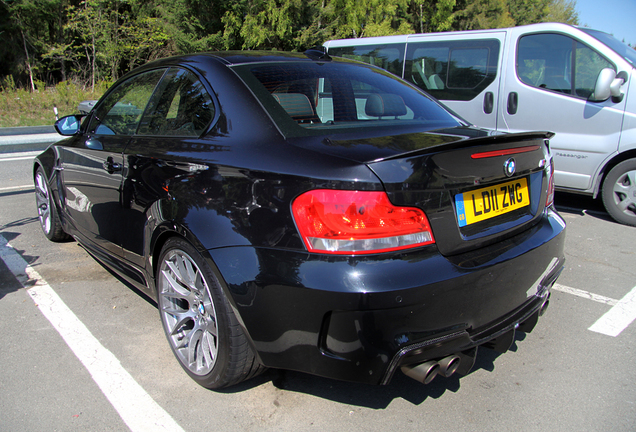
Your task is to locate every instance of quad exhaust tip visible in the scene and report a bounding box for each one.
[401,361,440,384]
[401,348,478,385]
[401,354,462,384]
[437,354,461,377]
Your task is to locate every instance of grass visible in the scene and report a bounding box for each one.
[0,81,108,128]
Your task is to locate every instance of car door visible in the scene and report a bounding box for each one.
[59,69,166,257]
[499,29,628,192]
[120,67,216,268]
[404,31,507,129]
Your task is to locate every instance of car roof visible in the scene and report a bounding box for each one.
[205,50,319,65]
[139,51,325,70]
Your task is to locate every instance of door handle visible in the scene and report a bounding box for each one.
[507,92,518,115]
[103,157,122,174]
[483,92,494,114]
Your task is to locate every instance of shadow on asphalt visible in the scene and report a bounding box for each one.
[554,191,616,224]
[0,231,40,300]
[218,334,533,408]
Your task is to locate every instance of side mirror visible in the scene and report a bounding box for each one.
[590,68,625,102]
[54,115,82,136]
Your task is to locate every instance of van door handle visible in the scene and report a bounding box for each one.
[507,92,518,115]
[483,92,494,114]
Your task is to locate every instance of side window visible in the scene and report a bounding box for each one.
[448,48,490,88]
[88,69,165,135]
[517,33,614,99]
[139,68,215,136]
[328,44,405,77]
[575,42,614,98]
[405,39,500,101]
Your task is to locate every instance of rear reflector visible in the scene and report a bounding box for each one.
[546,162,555,207]
[292,190,435,254]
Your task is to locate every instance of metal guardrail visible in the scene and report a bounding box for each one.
[0,126,62,154]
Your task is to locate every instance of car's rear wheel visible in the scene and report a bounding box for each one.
[601,159,636,226]
[156,237,264,389]
[34,167,69,241]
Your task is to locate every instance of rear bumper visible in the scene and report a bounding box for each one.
[209,208,566,385]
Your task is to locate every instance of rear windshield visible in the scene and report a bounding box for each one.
[232,60,462,137]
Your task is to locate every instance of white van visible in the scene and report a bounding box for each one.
[324,23,636,226]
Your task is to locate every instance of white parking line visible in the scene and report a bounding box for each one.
[552,283,618,306]
[0,185,33,192]
[0,235,185,432]
[588,285,636,337]
[0,151,41,161]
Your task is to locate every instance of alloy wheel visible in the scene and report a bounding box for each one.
[35,170,52,235]
[158,249,219,376]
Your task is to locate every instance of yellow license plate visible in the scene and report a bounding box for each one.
[455,178,530,227]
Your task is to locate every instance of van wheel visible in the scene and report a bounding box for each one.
[601,159,636,226]
[156,237,265,389]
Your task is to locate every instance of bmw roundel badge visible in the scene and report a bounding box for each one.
[504,158,516,177]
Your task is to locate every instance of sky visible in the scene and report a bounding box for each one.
[575,0,635,46]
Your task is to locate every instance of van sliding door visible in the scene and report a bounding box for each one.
[405,32,506,130]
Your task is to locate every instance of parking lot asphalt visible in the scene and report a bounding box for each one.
[1,152,634,432]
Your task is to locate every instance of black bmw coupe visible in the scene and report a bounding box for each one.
[34,50,565,389]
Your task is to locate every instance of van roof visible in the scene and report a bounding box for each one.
[323,22,608,47]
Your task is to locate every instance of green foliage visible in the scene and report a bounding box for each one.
[331,0,414,39]
[507,0,549,26]
[545,0,579,25]
[1,76,17,92]
[411,0,456,33]
[0,0,587,109]
[453,0,515,30]
[0,81,105,127]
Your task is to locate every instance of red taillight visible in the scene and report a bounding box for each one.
[292,190,435,254]
[546,162,555,207]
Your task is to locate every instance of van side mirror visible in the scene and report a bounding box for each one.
[54,115,82,136]
[590,68,626,102]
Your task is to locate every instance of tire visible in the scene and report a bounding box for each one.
[601,159,636,227]
[156,237,265,389]
[34,167,69,241]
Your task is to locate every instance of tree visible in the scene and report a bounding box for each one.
[411,0,456,34]
[330,0,413,39]
[545,0,579,25]
[65,0,171,88]
[2,0,65,90]
[507,0,549,26]
[452,0,515,31]
[0,0,587,91]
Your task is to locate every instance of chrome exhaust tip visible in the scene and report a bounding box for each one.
[401,361,440,385]
[437,355,462,378]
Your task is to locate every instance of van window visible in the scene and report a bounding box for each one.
[328,44,405,77]
[405,39,500,101]
[517,33,614,99]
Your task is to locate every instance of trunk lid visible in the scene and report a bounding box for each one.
[361,130,554,256]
